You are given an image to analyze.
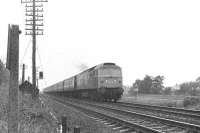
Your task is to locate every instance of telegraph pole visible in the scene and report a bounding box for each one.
[21,0,47,89]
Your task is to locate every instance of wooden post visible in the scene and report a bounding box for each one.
[7,25,20,133]
[22,64,25,83]
[61,116,67,133]
[20,64,25,111]
[21,64,25,111]
[74,126,80,133]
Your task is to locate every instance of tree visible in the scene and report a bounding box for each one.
[163,87,172,95]
[179,81,200,95]
[0,60,4,72]
[138,75,152,94]
[196,77,200,82]
[151,75,164,94]
[131,75,165,94]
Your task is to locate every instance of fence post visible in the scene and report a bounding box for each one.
[74,126,80,133]
[61,116,67,133]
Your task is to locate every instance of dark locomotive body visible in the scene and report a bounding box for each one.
[43,63,123,101]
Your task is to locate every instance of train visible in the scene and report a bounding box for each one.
[43,63,124,102]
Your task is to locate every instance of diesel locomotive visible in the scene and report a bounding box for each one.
[43,63,123,102]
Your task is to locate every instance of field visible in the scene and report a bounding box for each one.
[120,94,189,107]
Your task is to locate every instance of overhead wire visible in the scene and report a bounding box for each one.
[20,39,32,65]
[20,37,48,87]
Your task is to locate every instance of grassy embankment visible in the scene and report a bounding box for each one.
[121,94,200,109]
[0,62,58,133]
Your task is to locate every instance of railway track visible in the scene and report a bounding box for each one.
[43,94,200,133]
[102,101,200,125]
[118,101,200,115]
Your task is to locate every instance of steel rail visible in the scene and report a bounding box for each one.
[112,102,200,120]
[43,95,162,133]
[119,101,200,115]
[45,95,200,132]
[81,100,200,132]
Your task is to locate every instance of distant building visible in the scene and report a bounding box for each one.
[19,81,34,94]
[19,81,39,98]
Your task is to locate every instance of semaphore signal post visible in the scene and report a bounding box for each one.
[21,0,47,91]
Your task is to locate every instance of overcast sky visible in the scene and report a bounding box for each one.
[1,0,200,90]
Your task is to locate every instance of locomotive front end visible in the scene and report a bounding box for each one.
[97,63,123,101]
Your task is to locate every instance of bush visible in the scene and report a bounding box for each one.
[183,96,200,107]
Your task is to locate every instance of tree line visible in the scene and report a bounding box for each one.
[128,75,164,95]
[175,77,200,96]
[128,75,200,96]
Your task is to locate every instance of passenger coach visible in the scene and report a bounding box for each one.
[43,63,123,102]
